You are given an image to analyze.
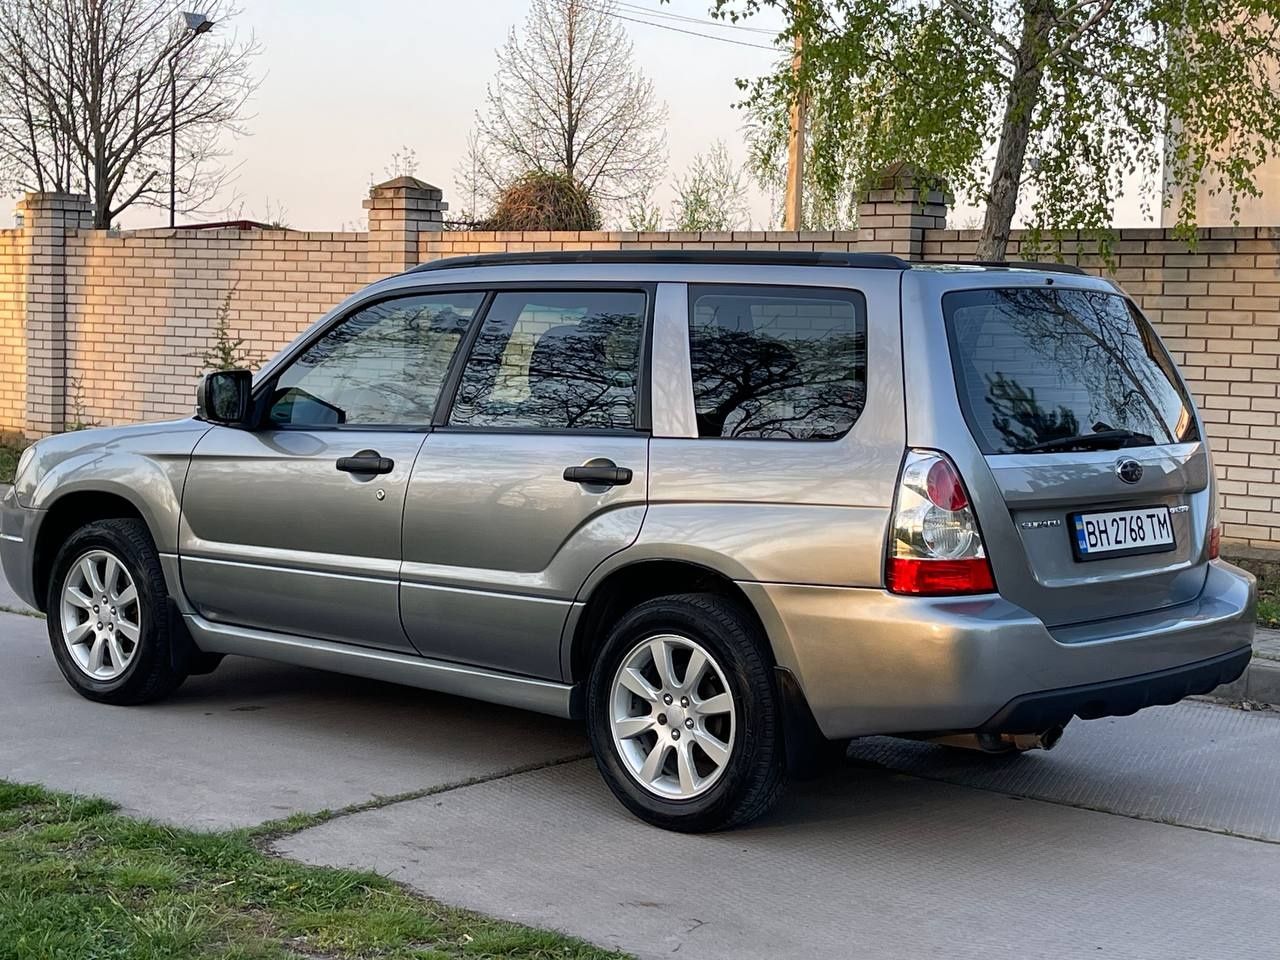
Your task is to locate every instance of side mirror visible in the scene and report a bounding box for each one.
[196,369,253,426]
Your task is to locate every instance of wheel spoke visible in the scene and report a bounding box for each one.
[613,715,656,739]
[87,635,106,673]
[64,587,94,610]
[107,634,128,670]
[693,728,731,768]
[639,740,670,783]
[682,648,708,691]
[675,740,697,794]
[618,667,659,703]
[696,692,732,716]
[116,619,140,643]
[102,556,120,598]
[112,581,137,608]
[65,620,94,645]
[80,557,104,595]
[648,637,677,690]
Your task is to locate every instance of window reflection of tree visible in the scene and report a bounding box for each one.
[452,301,644,430]
[962,289,1194,451]
[690,299,867,440]
[984,372,1081,451]
[272,296,479,425]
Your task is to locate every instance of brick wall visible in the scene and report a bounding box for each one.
[1,174,1278,553]
[63,227,367,424]
[0,227,26,434]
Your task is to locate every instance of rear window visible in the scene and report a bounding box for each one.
[943,287,1199,455]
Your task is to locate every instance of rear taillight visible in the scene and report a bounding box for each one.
[886,450,996,596]
[1207,480,1221,560]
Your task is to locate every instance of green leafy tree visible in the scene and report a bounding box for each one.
[671,141,750,231]
[198,292,261,373]
[711,0,1280,259]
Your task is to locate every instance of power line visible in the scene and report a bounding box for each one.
[614,0,778,35]
[601,7,781,50]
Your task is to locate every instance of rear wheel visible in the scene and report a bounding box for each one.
[586,593,787,832]
[46,518,188,705]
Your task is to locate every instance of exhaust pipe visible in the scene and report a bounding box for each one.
[929,724,1065,754]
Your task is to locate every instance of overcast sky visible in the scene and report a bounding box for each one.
[104,0,1149,230]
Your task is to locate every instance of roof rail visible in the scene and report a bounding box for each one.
[408,249,911,273]
[944,260,1089,276]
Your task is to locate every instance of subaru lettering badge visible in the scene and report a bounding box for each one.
[1115,458,1143,484]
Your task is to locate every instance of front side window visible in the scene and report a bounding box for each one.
[688,285,868,440]
[449,291,646,431]
[267,293,482,427]
[942,287,1199,454]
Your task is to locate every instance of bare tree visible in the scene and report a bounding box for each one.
[0,0,259,228]
[469,0,667,217]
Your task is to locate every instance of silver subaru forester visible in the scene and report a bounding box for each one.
[0,251,1256,831]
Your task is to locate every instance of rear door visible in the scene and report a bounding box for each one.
[910,277,1212,627]
[400,287,651,679]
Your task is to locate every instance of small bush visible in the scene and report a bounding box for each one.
[486,171,601,231]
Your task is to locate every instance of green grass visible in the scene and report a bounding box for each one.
[0,780,629,960]
[0,435,27,486]
[1233,556,1279,630]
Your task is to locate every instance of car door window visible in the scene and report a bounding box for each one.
[268,293,484,427]
[687,285,867,440]
[449,291,646,430]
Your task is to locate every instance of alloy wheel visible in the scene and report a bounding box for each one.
[609,633,737,800]
[59,549,142,681]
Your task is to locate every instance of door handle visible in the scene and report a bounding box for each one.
[563,461,633,486]
[336,450,394,475]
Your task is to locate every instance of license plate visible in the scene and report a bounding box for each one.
[1071,506,1176,561]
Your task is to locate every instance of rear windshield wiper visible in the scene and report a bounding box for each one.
[1017,429,1157,453]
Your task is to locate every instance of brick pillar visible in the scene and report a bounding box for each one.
[856,163,949,259]
[363,176,447,279]
[19,193,92,437]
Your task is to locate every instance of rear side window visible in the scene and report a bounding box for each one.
[449,291,645,431]
[943,288,1199,455]
[687,285,867,440]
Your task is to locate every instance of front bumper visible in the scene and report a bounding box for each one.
[0,485,42,610]
[742,560,1256,740]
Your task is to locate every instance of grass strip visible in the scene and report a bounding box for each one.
[0,779,628,960]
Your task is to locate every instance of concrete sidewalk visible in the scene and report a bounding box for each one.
[0,611,587,828]
[277,737,1280,960]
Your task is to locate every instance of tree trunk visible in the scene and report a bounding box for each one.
[976,0,1052,261]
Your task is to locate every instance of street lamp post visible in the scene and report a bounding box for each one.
[170,11,215,228]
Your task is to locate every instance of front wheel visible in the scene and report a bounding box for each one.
[586,593,787,832]
[46,518,188,705]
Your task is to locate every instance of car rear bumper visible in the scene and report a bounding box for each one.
[0,485,42,610]
[741,559,1256,740]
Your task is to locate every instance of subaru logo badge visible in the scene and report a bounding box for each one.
[1115,458,1143,484]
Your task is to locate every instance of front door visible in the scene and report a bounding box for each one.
[400,288,651,678]
[179,290,484,650]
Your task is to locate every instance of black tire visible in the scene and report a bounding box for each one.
[586,592,787,832]
[45,518,188,705]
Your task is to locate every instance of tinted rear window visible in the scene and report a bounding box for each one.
[688,285,867,440]
[943,288,1198,454]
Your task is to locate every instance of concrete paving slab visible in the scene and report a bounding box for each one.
[849,700,1280,841]
[0,611,587,829]
[276,758,1280,960]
